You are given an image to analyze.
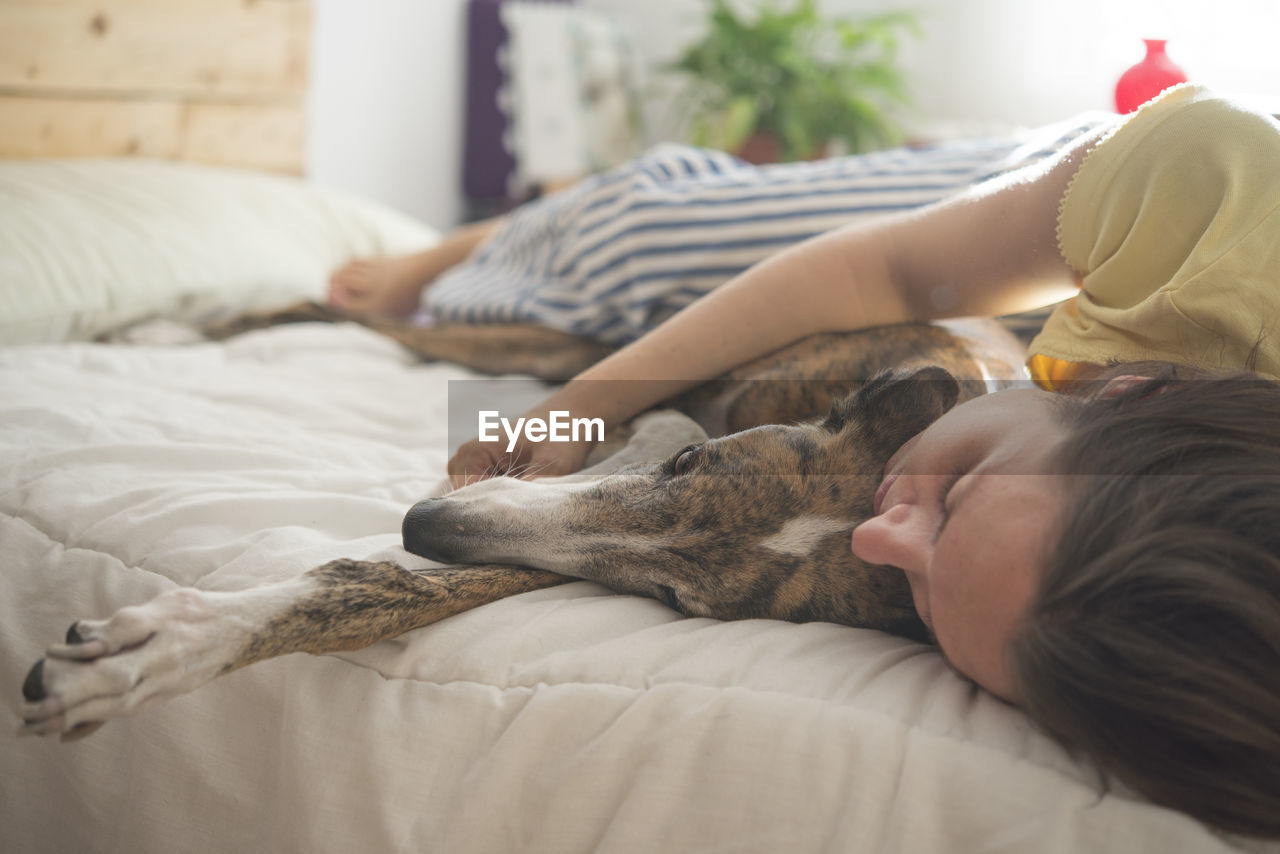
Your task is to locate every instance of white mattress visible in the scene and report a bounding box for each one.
[0,322,1266,853]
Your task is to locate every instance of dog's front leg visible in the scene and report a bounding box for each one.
[18,560,569,740]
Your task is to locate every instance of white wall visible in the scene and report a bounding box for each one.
[305,0,1280,229]
[308,0,468,230]
[879,0,1280,133]
[587,0,1280,139]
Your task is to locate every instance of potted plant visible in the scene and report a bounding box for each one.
[666,0,920,162]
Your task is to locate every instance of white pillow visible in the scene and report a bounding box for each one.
[0,159,441,345]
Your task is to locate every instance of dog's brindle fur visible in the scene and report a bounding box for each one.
[20,302,1025,739]
[402,369,960,636]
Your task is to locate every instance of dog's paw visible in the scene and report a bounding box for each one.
[18,589,241,740]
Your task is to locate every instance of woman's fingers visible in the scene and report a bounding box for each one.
[447,440,511,489]
[446,436,594,489]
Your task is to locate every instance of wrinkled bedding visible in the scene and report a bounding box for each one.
[0,322,1261,853]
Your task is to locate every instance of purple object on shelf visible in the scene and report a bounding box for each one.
[463,0,574,207]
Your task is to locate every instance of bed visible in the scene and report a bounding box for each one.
[0,3,1271,853]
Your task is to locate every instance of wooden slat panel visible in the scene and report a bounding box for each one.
[0,94,179,158]
[0,0,309,99]
[0,96,305,173]
[180,102,305,174]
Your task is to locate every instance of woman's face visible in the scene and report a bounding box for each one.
[850,388,1070,701]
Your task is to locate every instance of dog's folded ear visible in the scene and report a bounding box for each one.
[824,366,960,451]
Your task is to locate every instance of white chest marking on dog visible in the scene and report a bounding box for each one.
[760,516,852,556]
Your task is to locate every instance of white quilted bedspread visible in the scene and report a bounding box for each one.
[0,324,1265,854]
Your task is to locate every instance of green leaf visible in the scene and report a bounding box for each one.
[704,95,760,152]
[665,0,922,159]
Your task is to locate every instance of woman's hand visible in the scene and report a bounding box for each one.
[447,431,595,489]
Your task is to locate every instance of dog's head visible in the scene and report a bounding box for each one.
[404,367,959,641]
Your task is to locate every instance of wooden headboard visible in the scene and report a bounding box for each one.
[0,0,309,174]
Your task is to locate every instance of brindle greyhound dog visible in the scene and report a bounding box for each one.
[19,303,1027,740]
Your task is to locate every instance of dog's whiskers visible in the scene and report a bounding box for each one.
[503,460,554,480]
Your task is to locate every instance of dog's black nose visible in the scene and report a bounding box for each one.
[402,498,456,562]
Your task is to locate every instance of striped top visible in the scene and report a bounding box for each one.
[425,116,1110,347]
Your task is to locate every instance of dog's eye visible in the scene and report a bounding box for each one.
[670,444,701,476]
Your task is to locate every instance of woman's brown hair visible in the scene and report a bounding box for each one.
[1011,363,1280,838]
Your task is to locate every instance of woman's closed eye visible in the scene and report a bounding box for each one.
[934,472,966,543]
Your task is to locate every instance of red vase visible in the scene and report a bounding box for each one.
[1114,39,1188,113]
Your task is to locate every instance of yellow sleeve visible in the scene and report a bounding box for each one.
[1028,85,1280,385]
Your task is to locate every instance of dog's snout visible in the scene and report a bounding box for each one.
[401,477,579,569]
[402,498,459,562]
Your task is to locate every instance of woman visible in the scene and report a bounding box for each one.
[848,360,1280,837]
[331,85,1280,836]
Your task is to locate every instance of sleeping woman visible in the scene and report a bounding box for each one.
[329,84,1280,838]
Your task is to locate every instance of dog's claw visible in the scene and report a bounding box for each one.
[18,588,241,739]
[22,659,45,702]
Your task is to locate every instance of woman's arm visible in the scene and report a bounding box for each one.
[448,129,1101,485]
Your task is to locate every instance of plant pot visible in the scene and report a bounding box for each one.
[734,132,828,165]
